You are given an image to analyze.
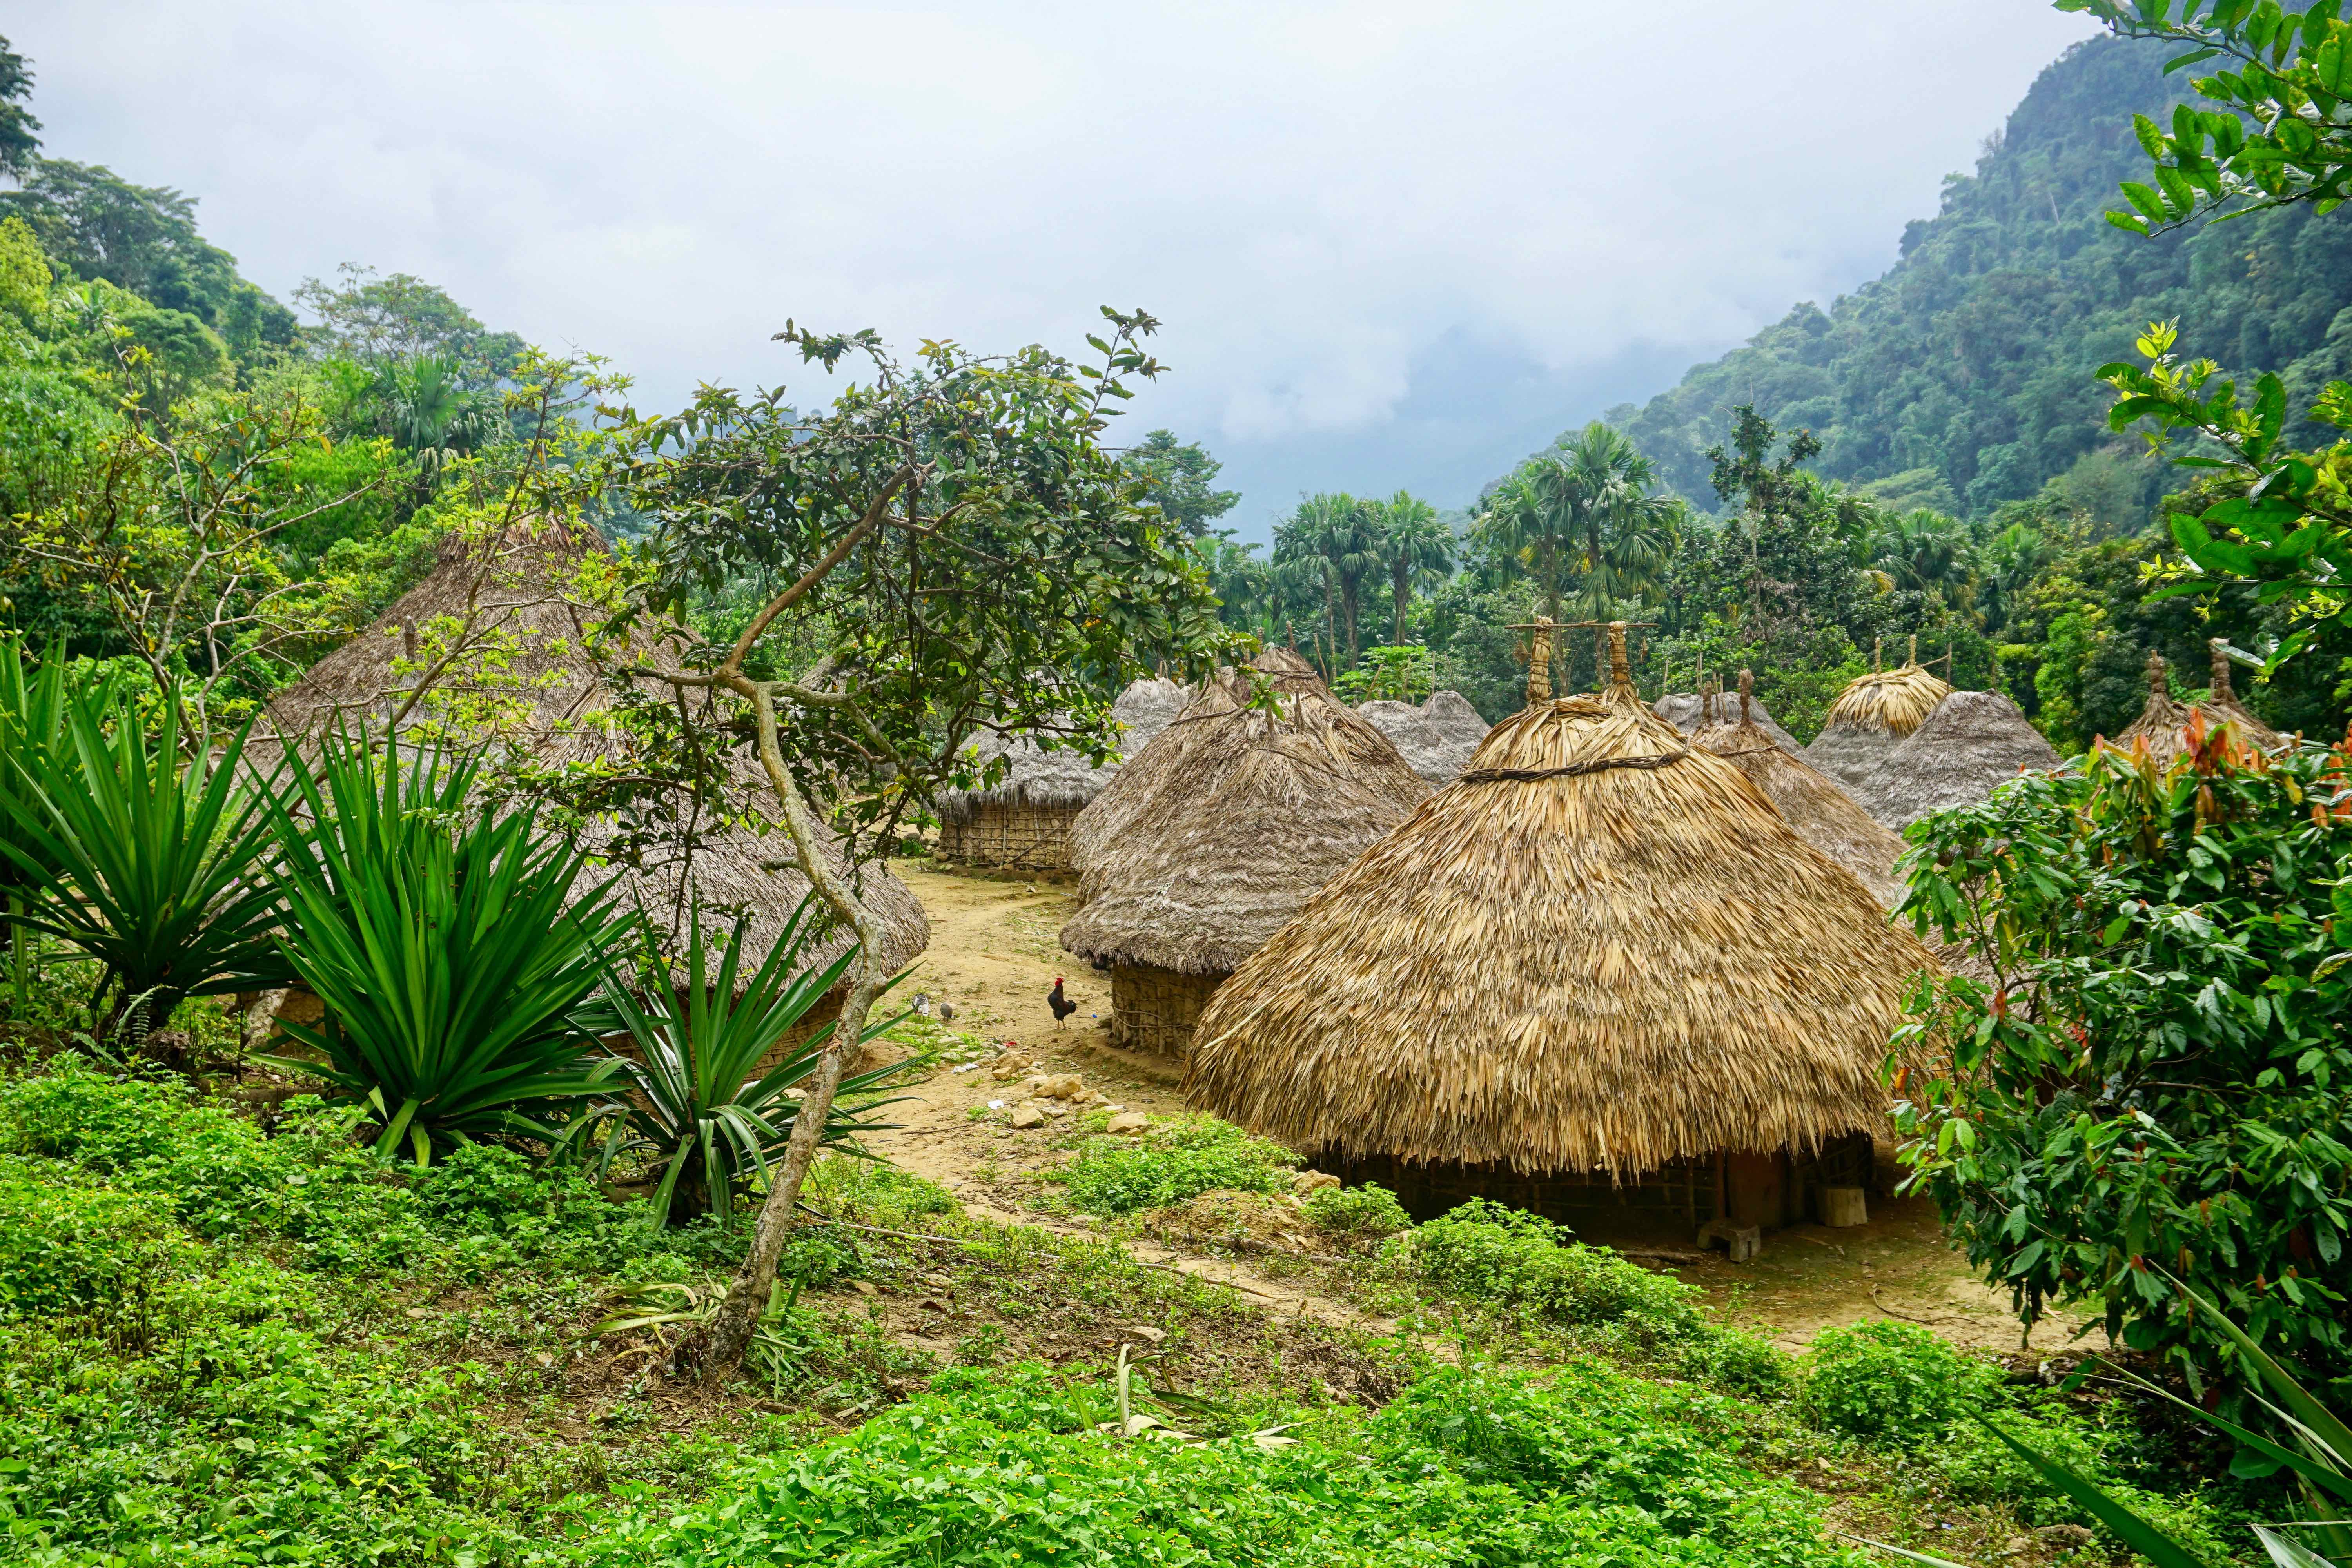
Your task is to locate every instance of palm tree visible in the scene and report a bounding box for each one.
[1871,507,1980,619]
[1556,423,1676,619]
[1273,493,1381,674]
[1371,492,1453,644]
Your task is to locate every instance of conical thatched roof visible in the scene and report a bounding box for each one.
[1184,683,1935,1176]
[938,678,1192,825]
[1690,681,1907,909]
[1357,689,1493,784]
[2104,645,2282,768]
[1060,648,1432,975]
[1806,664,1954,788]
[1655,689,1801,754]
[264,521,929,982]
[1849,689,2062,830]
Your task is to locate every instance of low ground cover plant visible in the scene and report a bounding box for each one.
[1056,1115,1299,1215]
[1390,1198,1706,1344]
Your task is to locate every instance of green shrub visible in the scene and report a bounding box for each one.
[1056,1116,1298,1215]
[1301,1181,1412,1241]
[567,1361,1851,1568]
[1675,1326,1793,1399]
[1795,1319,2003,1446]
[0,1157,187,1319]
[1396,1199,1704,1341]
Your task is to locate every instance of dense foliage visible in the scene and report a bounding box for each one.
[1895,729,2352,1392]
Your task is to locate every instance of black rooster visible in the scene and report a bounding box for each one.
[1048,976,1078,1029]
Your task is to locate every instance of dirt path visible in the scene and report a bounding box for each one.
[873,857,2089,1356]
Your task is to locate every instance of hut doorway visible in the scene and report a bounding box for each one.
[1108,963,1225,1058]
[1318,1132,1877,1242]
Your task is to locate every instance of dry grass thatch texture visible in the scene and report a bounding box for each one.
[938,678,1192,826]
[1184,690,1935,1176]
[1690,702,1907,909]
[1655,690,1801,754]
[1823,664,1954,738]
[1357,689,1494,784]
[262,521,929,984]
[1060,648,1432,975]
[1849,689,2063,830]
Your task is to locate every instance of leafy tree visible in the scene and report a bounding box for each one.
[600,307,1229,1376]
[1555,421,1678,617]
[0,161,297,363]
[293,263,527,380]
[1124,428,1238,537]
[1896,730,2352,1396]
[2098,321,2352,676]
[0,35,38,182]
[2060,0,2352,227]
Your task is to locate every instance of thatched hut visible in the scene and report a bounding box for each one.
[1060,648,1431,1056]
[1806,664,1953,790]
[263,521,930,1020]
[1849,689,2061,830]
[2105,644,2283,767]
[935,679,1191,872]
[1185,628,1934,1237]
[1690,673,1908,909]
[1357,689,1493,784]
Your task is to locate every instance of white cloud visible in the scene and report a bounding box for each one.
[14,1,2100,514]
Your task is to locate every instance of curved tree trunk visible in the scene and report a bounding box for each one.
[680,684,889,1382]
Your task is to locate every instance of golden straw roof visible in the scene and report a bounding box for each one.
[1185,684,1935,1176]
[1060,648,1431,976]
[2104,645,2282,768]
[264,520,929,983]
[1808,663,1953,789]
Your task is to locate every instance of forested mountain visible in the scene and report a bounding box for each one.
[1600,35,2352,523]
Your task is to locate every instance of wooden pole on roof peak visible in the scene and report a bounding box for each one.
[2209,637,2237,702]
[1873,636,1882,673]
[1907,633,1918,666]
[1739,668,1754,727]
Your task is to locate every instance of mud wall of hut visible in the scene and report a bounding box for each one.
[938,801,1080,872]
[1110,963,1225,1057]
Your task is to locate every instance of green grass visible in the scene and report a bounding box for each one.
[0,1060,2285,1568]
[1053,1114,1299,1214]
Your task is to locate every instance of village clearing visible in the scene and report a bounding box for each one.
[871,858,2089,1358]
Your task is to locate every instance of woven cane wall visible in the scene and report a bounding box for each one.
[938,801,1078,871]
[1109,963,1226,1058]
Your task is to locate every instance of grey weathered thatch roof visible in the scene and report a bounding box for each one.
[1849,689,2062,830]
[1806,664,1954,790]
[1060,648,1432,975]
[1690,695,1906,910]
[1184,683,1936,1176]
[1356,689,1492,785]
[937,678,1192,825]
[1655,690,1801,754]
[263,521,929,984]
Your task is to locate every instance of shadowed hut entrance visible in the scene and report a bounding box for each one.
[1186,623,1936,1247]
[1061,648,1431,1058]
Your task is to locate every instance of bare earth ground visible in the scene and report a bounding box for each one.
[870,858,2102,1356]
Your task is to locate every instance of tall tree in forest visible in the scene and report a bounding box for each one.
[1273,492,1379,672]
[1125,428,1239,537]
[1555,421,1677,617]
[1370,490,1452,643]
[0,35,41,180]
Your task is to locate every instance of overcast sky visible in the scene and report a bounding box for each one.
[15,3,2098,538]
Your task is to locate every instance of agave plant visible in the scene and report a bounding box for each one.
[267,726,631,1163]
[0,635,77,1013]
[568,903,918,1227]
[0,683,290,1044]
